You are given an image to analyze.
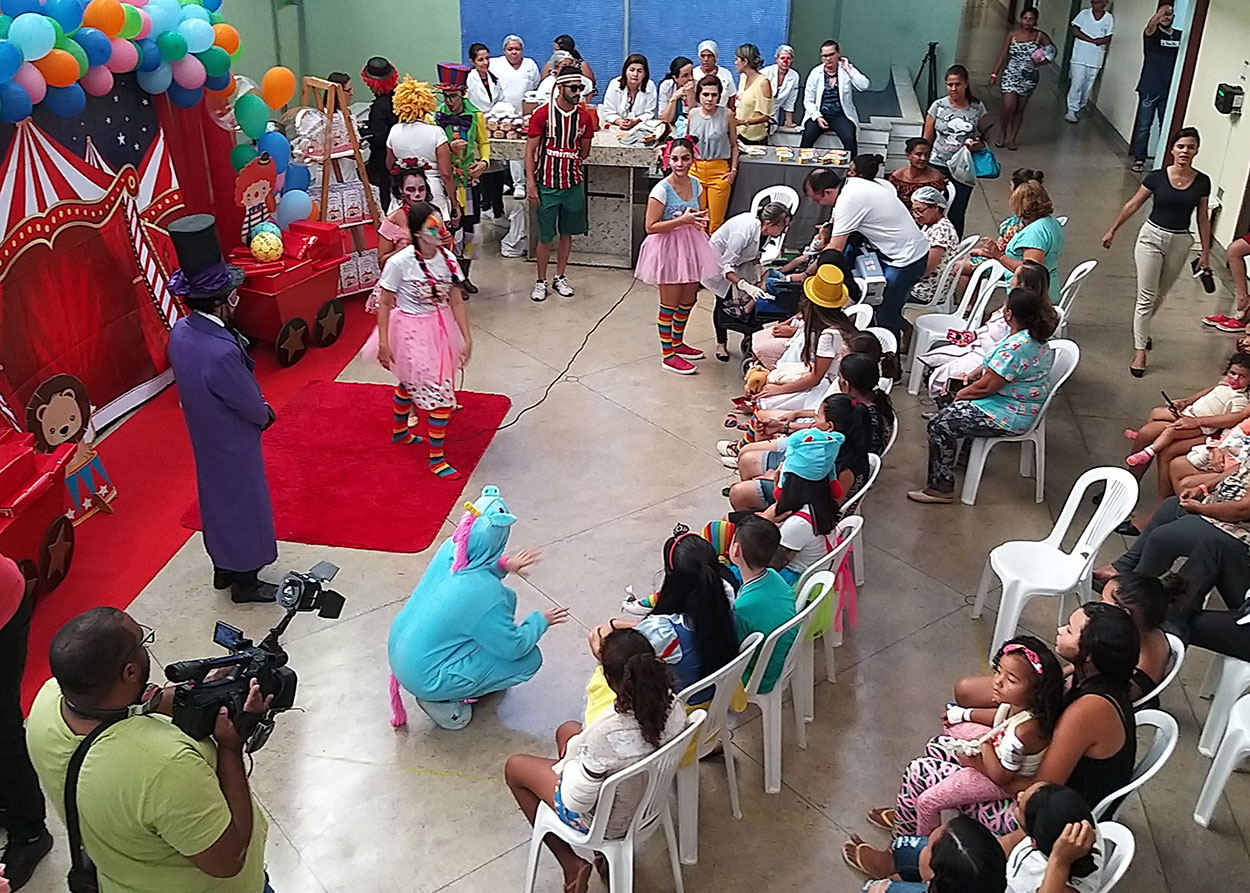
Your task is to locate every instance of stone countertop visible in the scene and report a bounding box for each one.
[489,130,659,167]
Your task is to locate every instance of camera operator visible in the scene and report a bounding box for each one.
[25,607,275,893]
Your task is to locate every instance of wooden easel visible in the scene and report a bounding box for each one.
[299,76,381,233]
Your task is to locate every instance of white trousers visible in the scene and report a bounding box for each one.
[1132,219,1193,350]
[1066,63,1102,115]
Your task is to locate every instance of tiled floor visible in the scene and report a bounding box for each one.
[18,3,1250,891]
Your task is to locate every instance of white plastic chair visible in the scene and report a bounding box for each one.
[882,421,898,458]
[1132,632,1185,709]
[522,710,707,893]
[1057,215,1069,226]
[751,185,800,265]
[839,454,881,589]
[907,233,979,313]
[845,303,874,329]
[1092,708,1178,821]
[971,466,1137,658]
[743,574,830,794]
[1056,259,1098,340]
[865,326,899,395]
[944,181,957,209]
[1197,655,1250,757]
[1096,821,1135,892]
[1194,692,1250,827]
[907,260,1007,396]
[674,633,763,865]
[792,519,862,703]
[960,338,1081,506]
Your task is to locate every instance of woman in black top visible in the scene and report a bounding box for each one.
[1102,127,1212,377]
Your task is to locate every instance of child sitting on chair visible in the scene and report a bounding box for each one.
[728,515,797,695]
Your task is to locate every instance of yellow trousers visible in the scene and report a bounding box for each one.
[692,158,732,234]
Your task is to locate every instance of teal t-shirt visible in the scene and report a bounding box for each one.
[733,568,798,694]
[1006,215,1064,303]
[973,331,1053,433]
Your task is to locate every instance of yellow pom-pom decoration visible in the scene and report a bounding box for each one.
[250,231,284,261]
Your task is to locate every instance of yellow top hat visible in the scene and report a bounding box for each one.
[803,264,849,309]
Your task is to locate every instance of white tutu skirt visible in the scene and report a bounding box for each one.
[360,305,464,410]
[635,225,720,286]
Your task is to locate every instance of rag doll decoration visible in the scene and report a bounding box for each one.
[235,153,280,245]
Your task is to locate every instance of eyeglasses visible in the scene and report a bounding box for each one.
[820,52,837,59]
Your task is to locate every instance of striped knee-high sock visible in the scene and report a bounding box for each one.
[658,302,677,359]
[671,303,692,346]
[426,407,460,479]
[392,387,422,444]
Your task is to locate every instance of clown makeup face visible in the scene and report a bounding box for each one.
[401,173,429,207]
[241,180,271,208]
[415,213,449,254]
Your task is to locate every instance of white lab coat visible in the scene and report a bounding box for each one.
[761,64,801,120]
[600,79,658,124]
[489,56,541,110]
[702,212,763,296]
[466,69,501,114]
[802,61,870,127]
[535,73,596,105]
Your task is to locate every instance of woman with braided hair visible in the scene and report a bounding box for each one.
[385,76,458,228]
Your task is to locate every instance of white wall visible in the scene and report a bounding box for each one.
[1093,0,1158,142]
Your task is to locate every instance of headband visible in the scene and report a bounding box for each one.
[1002,643,1044,675]
[555,72,584,86]
[661,138,698,170]
[667,524,696,568]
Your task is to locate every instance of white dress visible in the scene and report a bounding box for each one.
[385,122,451,220]
[759,327,845,412]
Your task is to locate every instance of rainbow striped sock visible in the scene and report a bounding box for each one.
[671,304,692,347]
[658,303,677,359]
[427,408,460,478]
[392,387,422,444]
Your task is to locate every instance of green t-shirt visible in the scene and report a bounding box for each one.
[1005,215,1065,303]
[733,568,798,694]
[26,679,268,893]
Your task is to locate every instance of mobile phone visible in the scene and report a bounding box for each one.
[213,620,244,651]
[1161,390,1181,418]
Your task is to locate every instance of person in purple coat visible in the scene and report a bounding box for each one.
[166,215,279,603]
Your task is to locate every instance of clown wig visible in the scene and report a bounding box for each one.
[393,75,437,123]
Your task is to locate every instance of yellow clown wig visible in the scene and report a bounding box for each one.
[393,75,437,123]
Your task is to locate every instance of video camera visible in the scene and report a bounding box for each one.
[164,561,345,752]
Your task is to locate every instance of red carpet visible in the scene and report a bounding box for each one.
[19,302,389,709]
[181,382,510,553]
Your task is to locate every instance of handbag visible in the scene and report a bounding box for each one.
[65,717,121,893]
[972,147,1001,179]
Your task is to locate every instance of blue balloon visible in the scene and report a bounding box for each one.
[0,39,21,82]
[0,79,32,123]
[178,18,213,54]
[283,163,311,195]
[181,5,211,23]
[43,83,86,117]
[74,26,111,67]
[146,0,180,36]
[204,71,230,91]
[203,0,222,11]
[257,130,290,173]
[167,82,202,108]
[135,37,160,72]
[8,13,56,61]
[137,62,172,94]
[43,0,83,33]
[275,189,312,229]
[1,0,43,18]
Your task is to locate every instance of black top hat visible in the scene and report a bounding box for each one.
[166,214,245,304]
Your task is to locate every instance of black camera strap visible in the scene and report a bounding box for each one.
[65,716,122,891]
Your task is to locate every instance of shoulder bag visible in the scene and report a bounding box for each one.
[65,718,121,893]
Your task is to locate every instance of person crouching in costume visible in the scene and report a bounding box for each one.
[166,215,279,604]
[387,486,569,730]
[436,62,490,296]
[360,201,472,478]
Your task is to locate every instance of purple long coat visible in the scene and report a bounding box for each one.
[168,313,278,573]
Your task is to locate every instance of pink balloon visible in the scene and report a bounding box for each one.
[170,55,206,90]
[135,9,152,40]
[106,37,138,73]
[82,65,115,97]
[13,62,47,105]
[129,0,149,6]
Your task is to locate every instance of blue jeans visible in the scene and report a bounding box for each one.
[859,834,929,891]
[801,110,858,155]
[264,873,275,893]
[875,255,931,338]
[1132,93,1166,163]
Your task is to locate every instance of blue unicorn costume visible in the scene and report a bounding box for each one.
[387,486,550,730]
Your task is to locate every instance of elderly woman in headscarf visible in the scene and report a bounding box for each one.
[908,184,961,306]
[762,44,801,128]
[696,39,737,108]
[386,75,458,226]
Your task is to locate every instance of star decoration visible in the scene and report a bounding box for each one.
[279,323,306,362]
[113,95,119,102]
[141,98,149,105]
[105,116,111,125]
[117,132,126,145]
[320,304,342,336]
[133,142,140,152]
[66,509,77,521]
[82,496,93,511]
[45,523,73,579]
[124,116,130,123]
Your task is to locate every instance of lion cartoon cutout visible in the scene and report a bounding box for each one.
[25,374,116,525]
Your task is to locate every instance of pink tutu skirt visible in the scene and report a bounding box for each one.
[635,225,720,286]
[360,305,464,409]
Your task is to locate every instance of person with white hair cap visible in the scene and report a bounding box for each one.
[535,50,596,105]
[490,35,541,199]
[762,44,801,128]
[696,39,736,109]
[908,184,960,306]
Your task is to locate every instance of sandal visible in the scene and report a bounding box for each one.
[842,836,877,877]
[1131,160,1145,173]
[866,807,897,833]
[725,415,742,428]
[716,348,730,362]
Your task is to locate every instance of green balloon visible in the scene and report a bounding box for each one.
[234,93,269,140]
[230,143,258,172]
[119,5,143,41]
[0,15,12,40]
[63,38,88,78]
[157,31,188,62]
[209,12,224,25]
[229,44,242,65]
[179,0,205,6]
[196,47,231,78]
[50,19,65,44]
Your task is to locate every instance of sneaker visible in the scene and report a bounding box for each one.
[720,455,740,468]
[415,697,473,730]
[1217,316,1246,333]
[530,280,547,302]
[620,585,654,616]
[2,829,54,890]
[1202,312,1234,328]
[1064,111,1078,123]
[716,440,739,457]
[552,275,575,297]
[662,355,697,375]
[673,343,705,360]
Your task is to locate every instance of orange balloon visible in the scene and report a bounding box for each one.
[309,201,320,220]
[34,50,80,89]
[260,66,296,109]
[83,0,126,39]
[212,24,241,56]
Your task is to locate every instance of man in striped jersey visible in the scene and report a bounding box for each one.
[525,64,595,302]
